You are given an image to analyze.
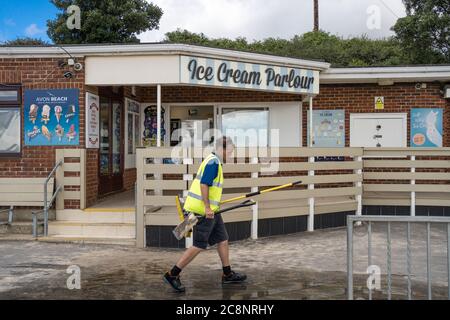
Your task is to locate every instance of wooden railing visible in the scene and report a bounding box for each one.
[363,148,450,212]
[136,147,363,247]
[55,149,86,210]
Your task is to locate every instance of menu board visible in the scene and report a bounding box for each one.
[308,110,345,147]
[24,89,79,146]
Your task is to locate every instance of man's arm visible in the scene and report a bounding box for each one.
[200,184,214,219]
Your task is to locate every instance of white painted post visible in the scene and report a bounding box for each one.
[308,96,315,232]
[251,156,259,239]
[356,156,363,216]
[411,155,416,216]
[183,156,194,248]
[308,156,315,232]
[157,84,162,147]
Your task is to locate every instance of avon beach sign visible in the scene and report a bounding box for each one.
[180,56,319,94]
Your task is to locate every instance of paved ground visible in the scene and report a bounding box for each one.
[0,224,449,300]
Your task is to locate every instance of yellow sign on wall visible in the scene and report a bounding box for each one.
[375,96,384,110]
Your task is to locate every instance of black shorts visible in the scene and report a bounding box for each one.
[192,213,229,250]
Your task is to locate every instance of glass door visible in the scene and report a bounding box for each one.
[99,97,123,196]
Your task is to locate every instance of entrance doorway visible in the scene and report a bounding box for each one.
[99,88,124,196]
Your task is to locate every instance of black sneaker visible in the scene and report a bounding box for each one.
[163,272,186,292]
[222,271,247,284]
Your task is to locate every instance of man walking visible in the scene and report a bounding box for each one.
[164,136,247,292]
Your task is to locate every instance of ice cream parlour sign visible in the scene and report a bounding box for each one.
[180,55,319,95]
[24,89,79,146]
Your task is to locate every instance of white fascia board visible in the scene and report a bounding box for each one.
[322,66,450,84]
[0,43,330,71]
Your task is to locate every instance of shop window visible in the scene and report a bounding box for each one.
[221,108,269,147]
[126,99,141,155]
[0,86,21,155]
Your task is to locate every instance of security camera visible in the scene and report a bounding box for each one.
[63,71,73,79]
[73,62,83,71]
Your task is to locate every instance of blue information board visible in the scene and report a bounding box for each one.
[24,89,80,146]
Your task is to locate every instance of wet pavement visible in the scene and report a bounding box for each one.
[0,224,449,300]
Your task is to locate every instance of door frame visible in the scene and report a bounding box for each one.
[98,87,125,196]
[349,112,408,148]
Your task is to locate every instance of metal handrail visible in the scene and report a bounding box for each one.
[42,159,63,237]
[347,215,450,300]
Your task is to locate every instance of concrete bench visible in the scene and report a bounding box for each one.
[0,178,54,225]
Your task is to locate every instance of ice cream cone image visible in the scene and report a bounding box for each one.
[55,124,64,142]
[66,124,77,142]
[65,105,76,123]
[29,104,38,124]
[54,106,63,123]
[27,126,40,141]
[41,105,51,125]
[42,125,52,141]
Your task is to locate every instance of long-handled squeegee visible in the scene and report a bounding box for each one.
[173,180,302,240]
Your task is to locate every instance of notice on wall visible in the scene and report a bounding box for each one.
[24,89,79,146]
[411,108,443,147]
[375,96,384,110]
[86,92,100,148]
[307,110,345,147]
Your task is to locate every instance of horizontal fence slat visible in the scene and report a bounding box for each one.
[143,180,187,190]
[363,148,450,157]
[364,184,450,193]
[223,174,361,188]
[143,164,186,174]
[63,191,81,200]
[364,160,450,168]
[143,196,179,206]
[364,172,450,180]
[0,184,53,193]
[63,163,81,172]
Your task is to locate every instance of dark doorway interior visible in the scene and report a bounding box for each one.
[98,87,124,196]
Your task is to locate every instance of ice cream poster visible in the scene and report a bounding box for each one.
[24,89,80,146]
[411,108,443,147]
[307,110,345,147]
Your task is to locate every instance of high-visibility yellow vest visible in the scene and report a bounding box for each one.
[183,153,224,215]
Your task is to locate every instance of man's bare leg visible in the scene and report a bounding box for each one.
[175,246,203,269]
[217,240,230,267]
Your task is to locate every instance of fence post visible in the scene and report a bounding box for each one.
[183,153,194,249]
[411,155,416,217]
[347,215,354,300]
[308,155,315,232]
[135,148,145,248]
[356,155,363,216]
[251,156,259,239]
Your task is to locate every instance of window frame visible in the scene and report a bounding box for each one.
[0,85,22,157]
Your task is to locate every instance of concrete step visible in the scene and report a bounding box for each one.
[0,222,43,235]
[48,221,135,238]
[56,210,135,224]
[38,236,136,246]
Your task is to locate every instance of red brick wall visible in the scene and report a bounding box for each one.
[305,83,449,147]
[0,58,85,209]
[123,168,136,191]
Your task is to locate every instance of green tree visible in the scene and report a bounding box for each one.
[2,37,50,46]
[47,0,163,44]
[164,29,407,67]
[392,0,450,63]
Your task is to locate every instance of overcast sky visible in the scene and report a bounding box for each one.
[139,0,406,42]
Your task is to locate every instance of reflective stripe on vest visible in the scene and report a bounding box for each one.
[183,153,224,215]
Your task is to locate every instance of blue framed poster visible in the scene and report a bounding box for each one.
[411,108,443,147]
[24,89,80,146]
[307,110,345,147]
